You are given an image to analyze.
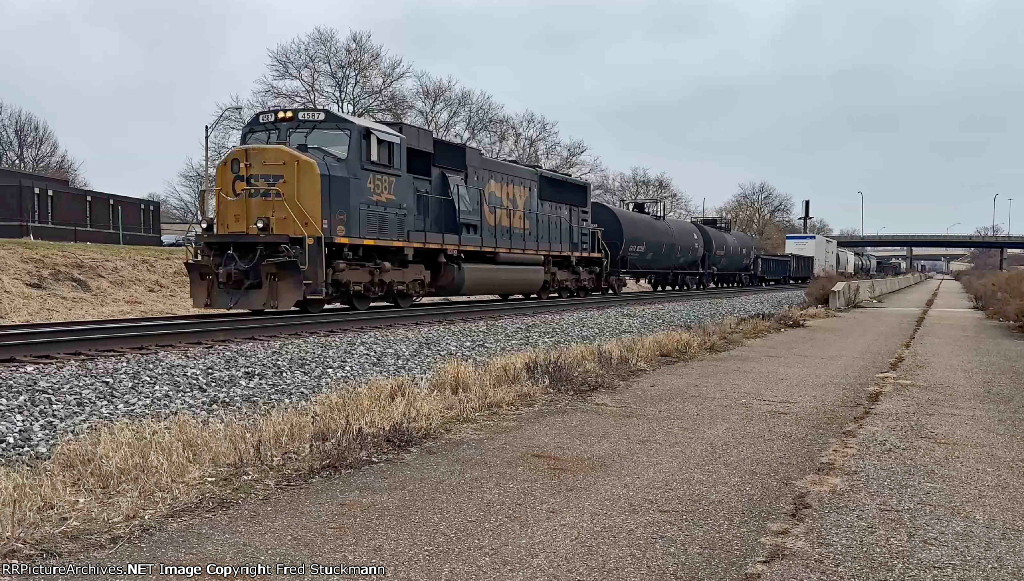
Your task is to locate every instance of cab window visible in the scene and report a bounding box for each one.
[366,130,400,169]
[289,128,351,160]
[242,129,275,144]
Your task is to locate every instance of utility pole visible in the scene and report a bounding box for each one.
[858,191,864,236]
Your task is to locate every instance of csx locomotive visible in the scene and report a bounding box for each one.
[186,108,799,312]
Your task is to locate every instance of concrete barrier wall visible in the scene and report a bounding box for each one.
[829,273,928,310]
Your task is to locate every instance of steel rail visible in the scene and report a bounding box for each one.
[0,284,805,361]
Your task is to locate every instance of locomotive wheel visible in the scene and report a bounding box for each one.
[537,287,551,300]
[498,294,511,300]
[557,287,572,299]
[391,292,415,309]
[611,282,622,295]
[521,293,532,299]
[601,287,609,295]
[577,287,590,298]
[347,293,372,311]
[296,299,326,314]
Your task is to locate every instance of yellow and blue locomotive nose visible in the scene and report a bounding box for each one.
[214,145,322,237]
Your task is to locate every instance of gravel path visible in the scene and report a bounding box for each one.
[0,290,805,462]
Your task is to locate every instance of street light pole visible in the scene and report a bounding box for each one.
[946,222,960,234]
[858,191,864,236]
[202,106,244,221]
[877,226,886,235]
[1009,198,1014,236]
[992,193,999,235]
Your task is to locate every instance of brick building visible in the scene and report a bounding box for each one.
[0,168,161,245]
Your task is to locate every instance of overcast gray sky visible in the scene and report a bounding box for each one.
[2,0,1021,233]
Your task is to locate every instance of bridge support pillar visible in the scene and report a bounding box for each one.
[999,247,1006,271]
[907,247,914,272]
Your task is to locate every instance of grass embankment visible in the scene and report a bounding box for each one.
[0,307,829,558]
[956,269,1024,328]
[0,239,198,324]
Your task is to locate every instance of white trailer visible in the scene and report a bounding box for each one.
[785,234,837,276]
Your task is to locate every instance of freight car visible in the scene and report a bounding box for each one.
[593,201,757,289]
[752,254,791,284]
[591,200,704,290]
[788,254,814,283]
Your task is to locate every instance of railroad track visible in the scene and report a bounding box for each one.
[0,284,806,362]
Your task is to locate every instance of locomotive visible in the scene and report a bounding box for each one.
[185,108,800,312]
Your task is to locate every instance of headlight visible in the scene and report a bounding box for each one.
[276,110,286,120]
[284,110,295,120]
[199,218,210,230]
[255,217,270,232]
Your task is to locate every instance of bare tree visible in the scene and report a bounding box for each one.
[591,166,695,218]
[838,227,860,236]
[405,72,506,146]
[966,224,1009,269]
[973,224,1006,237]
[807,217,833,235]
[161,157,206,223]
[476,109,599,178]
[145,191,178,222]
[717,181,795,251]
[256,28,413,120]
[0,100,87,187]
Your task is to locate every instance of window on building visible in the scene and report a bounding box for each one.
[109,200,114,231]
[33,188,39,223]
[141,205,145,233]
[47,190,53,224]
[86,196,92,228]
[149,206,155,233]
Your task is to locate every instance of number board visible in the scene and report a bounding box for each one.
[298,111,326,121]
[258,113,275,123]
[367,173,396,203]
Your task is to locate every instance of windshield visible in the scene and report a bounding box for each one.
[241,129,275,145]
[289,128,351,159]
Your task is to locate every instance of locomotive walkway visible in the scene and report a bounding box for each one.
[52,278,1024,580]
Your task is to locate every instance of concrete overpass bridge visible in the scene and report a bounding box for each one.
[832,234,1024,270]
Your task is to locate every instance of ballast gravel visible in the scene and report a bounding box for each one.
[0,290,805,462]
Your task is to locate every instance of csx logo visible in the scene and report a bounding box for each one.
[627,243,646,254]
[483,179,530,230]
[232,173,285,199]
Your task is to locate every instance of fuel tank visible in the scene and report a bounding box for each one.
[432,263,545,296]
[693,223,755,272]
[591,202,703,271]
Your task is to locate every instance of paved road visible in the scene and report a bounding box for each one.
[762,279,1024,581]
[49,277,1022,580]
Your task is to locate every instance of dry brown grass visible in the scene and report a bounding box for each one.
[0,239,200,324]
[0,307,829,558]
[805,275,848,306]
[956,269,1024,328]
